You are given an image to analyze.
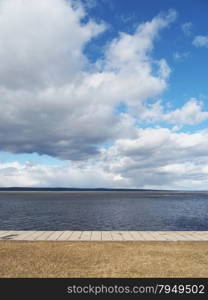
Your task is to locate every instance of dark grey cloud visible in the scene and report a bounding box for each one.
[0,1,174,162]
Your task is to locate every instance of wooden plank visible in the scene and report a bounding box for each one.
[1,231,208,241]
[192,233,208,240]
[0,231,20,240]
[68,231,82,241]
[0,231,9,235]
[141,231,160,241]
[174,232,195,240]
[101,231,112,241]
[57,231,74,241]
[111,231,123,241]
[0,231,11,238]
[197,235,208,241]
[130,231,146,240]
[180,232,207,241]
[91,231,102,241]
[6,231,25,240]
[13,231,34,240]
[35,231,54,241]
[24,231,48,240]
[46,231,64,241]
[165,232,188,241]
[150,232,170,241]
[158,232,178,240]
[146,231,157,241]
[137,231,153,241]
[80,231,92,241]
[120,231,134,241]
[21,231,38,240]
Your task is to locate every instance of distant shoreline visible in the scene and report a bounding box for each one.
[0,187,166,192]
[0,187,207,193]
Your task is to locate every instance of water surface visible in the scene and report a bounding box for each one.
[0,191,208,230]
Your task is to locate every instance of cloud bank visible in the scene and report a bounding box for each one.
[0,0,208,189]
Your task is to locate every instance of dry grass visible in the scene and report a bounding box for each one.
[0,241,208,277]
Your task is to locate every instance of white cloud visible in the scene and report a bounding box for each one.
[0,2,176,161]
[0,0,106,89]
[0,161,128,188]
[163,99,208,125]
[1,2,208,190]
[181,22,193,36]
[136,98,208,126]
[193,35,208,48]
[105,9,176,66]
[1,126,208,190]
[99,128,208,190]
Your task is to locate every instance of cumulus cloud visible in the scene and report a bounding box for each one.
[193,35,208,48]
[2,125,208,190]
[99,128,208,189]
[163,99,208,125]
[0,1,176,161]
[181,22,193,36]
[0,161,127,188]
[0,0,105,89]
[136,98,208,126]
[1,2,208,190]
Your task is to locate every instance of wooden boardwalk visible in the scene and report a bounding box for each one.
[0,231,208,241]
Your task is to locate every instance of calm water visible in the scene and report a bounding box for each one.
[0,191,208,230]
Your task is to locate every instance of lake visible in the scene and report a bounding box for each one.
[0,191,208,230]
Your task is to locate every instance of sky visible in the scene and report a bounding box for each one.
[0,0,208,190]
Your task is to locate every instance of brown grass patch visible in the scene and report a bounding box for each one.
[0,241,208,277]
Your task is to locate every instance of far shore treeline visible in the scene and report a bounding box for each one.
[0,187,159,192]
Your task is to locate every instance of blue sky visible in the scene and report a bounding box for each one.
[0,0,208,189]
[83,0,208,107]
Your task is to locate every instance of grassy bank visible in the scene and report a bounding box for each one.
[0,241,208,277]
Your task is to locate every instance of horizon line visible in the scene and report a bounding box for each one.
[0,187,207,192]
